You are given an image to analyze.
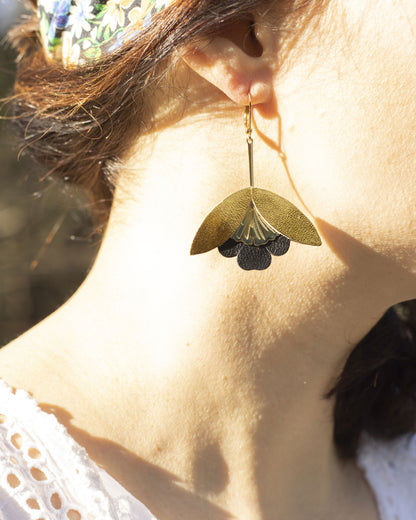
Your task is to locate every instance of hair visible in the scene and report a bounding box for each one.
[329,302,416,458]
[6,0,416,459]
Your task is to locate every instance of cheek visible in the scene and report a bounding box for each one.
[276,0,416,264]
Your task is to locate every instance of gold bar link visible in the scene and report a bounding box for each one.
[245,93,254,187]
[248,138,254,188]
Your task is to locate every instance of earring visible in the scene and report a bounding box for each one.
[190,95,322,271]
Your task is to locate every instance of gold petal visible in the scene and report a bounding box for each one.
[252,188,322,246]
[190,188,252,255]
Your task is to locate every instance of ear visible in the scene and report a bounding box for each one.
[182,15,274,107]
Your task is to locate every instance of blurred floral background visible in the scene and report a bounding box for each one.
[0,1,100,346]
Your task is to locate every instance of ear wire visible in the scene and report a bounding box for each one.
[245,93,254,187]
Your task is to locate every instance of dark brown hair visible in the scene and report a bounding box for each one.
[7,0,416,459]
[9,0,315,219]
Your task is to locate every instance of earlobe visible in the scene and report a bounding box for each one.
[182,18,273,107]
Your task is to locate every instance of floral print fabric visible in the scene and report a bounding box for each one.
[38,0,173,66]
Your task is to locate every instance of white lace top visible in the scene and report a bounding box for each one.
[0,381,156,520]
[0,379,415,520]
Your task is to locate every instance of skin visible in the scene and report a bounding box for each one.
[1,0,416,518]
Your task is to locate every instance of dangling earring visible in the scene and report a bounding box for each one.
[190,95,322,271]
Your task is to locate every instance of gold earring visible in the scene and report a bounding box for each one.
[190,95,321,271]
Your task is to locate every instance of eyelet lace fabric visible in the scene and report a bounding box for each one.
[0,380,157,520]
[357,432,416,520]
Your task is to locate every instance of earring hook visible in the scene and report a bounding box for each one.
[245,94,254,187]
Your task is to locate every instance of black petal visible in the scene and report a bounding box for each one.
[218,238,242,258]
[237,245,271,271]
[266,235,290,256]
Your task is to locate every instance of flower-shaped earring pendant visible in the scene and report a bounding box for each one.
[190,97,322,271]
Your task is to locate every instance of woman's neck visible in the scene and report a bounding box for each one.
[56,263,380,519]
[40,112,390,519]
[2,110,388,519]
[55,250,381,519]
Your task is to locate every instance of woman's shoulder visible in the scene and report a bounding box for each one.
[0,334,48,397]
[358,432,416,520]
[0,316,80,404]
